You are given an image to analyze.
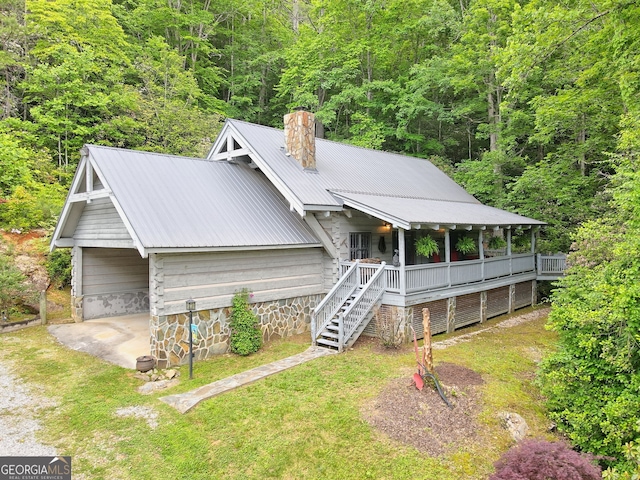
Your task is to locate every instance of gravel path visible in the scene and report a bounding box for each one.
[0,362,58,456]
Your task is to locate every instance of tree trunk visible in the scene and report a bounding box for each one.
[292,0,300,35]
[577,114,586,175]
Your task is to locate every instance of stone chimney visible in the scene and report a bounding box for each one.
[284,109,316,170]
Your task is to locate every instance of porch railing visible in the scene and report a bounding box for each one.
[312,261,359,345]
[338,262,387,351]
[340,253,538,295]
[537,254,567,276]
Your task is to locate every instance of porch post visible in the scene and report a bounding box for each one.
[445,229,451,287]
[479,229,485,281]
[398,228,406,295]
[530,228,536,254]
[506,228,512,256]
[444,229,451,263]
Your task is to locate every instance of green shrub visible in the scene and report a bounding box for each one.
[0,253,31,321]
[229,290,262,356]
[47,249,72,289]
[0,183,65,230]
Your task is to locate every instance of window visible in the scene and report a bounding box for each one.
[350,232,371,260]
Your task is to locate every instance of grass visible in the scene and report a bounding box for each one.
[0,307,558,479]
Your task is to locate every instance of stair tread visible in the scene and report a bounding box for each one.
[317,338,339,348]
[321,331,339,339]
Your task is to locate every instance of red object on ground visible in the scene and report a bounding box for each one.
[413,373,424,391]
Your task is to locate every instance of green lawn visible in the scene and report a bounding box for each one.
[0,308,557,479]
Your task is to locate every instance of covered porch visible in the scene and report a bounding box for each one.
[341,224,542,305]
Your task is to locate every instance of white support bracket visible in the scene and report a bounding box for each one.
[304,213,339,258]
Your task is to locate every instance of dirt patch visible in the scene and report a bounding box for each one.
[363,363,484,457]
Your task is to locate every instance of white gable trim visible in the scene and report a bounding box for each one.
[339,196,412,230]
[51,146,146,257]
[208,121,307,216]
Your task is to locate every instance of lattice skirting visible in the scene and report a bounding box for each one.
[366,280,536,341]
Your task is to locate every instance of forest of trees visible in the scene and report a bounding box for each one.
[0,0,636,252]
[1,0,640,474]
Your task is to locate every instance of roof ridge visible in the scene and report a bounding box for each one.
[85,144,209,162]
[227,119,436,161]
[329,189,480,205]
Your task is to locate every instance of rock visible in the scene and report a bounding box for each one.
[133,373,150,382]
[151,374,159,381]
[498,412,529,442]
[137,379,179,395]
[14,254,50,294]
[165,369,177,379]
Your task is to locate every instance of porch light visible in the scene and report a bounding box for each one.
[186,299,196,311]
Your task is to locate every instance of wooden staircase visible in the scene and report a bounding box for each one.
[316,291,381,350]
[312,261,387,353]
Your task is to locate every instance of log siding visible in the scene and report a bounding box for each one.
[153,248,324,315]
[73,197,131,242]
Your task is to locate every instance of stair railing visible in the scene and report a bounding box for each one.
[311,260,360,345]
[339,262,387,351]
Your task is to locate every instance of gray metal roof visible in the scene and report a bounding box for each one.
[222,119,543,227]
[87,145,320,249]
[335,192,545,230]
[226,120,480,206]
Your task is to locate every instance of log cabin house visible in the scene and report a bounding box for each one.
[51,110,562,367]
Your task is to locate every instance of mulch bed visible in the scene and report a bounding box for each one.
[363,362,484,457]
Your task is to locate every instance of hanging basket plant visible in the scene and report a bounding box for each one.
[488,235,507,249]
[415,235,439,257]
[456,236,476,255]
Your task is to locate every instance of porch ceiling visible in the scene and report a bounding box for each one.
[332,192,545,230]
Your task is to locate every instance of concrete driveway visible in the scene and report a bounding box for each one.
[48,314,150,370]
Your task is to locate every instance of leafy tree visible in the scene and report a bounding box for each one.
[131,36,222,156]
[0,130,66,229]
[506,156,601,252]
[0,0,26,119]
[539,160,640,465]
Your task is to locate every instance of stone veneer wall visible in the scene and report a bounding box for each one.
[151,294,322,368]
[284,110,316,169]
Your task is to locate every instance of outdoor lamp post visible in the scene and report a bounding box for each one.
[186,298,196,379]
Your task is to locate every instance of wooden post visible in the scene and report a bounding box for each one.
[398,228,406,295]
[422,308,434,374]
[40,291,47,325]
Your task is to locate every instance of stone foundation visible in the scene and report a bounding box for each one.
[151,294,322,368]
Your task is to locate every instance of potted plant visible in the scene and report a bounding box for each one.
[455,236,476,257]
[488,235,507,250]
[415,235,439,258]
